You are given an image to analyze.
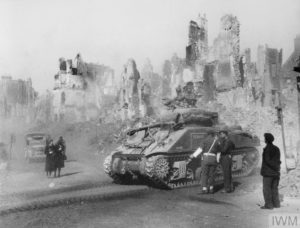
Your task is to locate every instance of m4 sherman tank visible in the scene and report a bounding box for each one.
[104,108,260,189]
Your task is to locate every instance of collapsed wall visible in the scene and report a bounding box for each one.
[52,58,115,122]
[212,14,240,90]
[257,45,282,107]
[186,14,208,68]
[183,14,241,98]
[0,76,35,121]
[282,34,300,88]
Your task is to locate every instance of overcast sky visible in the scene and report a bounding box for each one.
[0,0,299,92]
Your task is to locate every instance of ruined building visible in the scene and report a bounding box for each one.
[257,45,283,106]
[170,53,185,97]
[184,13,241,92]
[241,49,258,87]
[213,14,240,89]
[0,76,35,120]
[186,14,208,67]
[282,34,300,87]
[52,57,115,122]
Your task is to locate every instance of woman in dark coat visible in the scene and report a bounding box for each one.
[54,136,66,177]
[45,139,56,177]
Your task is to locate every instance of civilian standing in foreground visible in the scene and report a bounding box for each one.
[260,133,281,209]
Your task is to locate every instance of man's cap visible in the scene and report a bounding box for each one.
[218,127,229,134]
[219,130,228,134]
[264,133,274,143]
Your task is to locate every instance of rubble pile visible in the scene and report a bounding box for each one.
[280,166,300,197]
[203,100,279,137]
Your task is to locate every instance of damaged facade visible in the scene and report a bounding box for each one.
[281,35,300,106]
[213,14,241,90]
[181,13,285,108]
[0,76,35,120]
[257,45,283,106]
[186,14,208,68]
[282,34,300,87]
[183,14,242,102]
[53,56,115,122]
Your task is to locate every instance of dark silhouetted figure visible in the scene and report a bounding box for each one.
[54,136,66,177]
[219,130,235,193]
[45,139,56,177]
[260,133,281,209]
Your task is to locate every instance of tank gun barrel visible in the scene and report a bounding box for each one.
[127,123,174,136]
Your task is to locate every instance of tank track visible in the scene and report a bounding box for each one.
[144,148,259,189]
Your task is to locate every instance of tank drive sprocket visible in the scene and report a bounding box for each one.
[103,154,133,184]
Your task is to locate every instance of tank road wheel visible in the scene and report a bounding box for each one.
[145,155,170,189]
[154,158,170,179]
[146,156,169,179]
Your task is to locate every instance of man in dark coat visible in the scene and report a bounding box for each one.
[219,130,235,193]
[260,133,281,209]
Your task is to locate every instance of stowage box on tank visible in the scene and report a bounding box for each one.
[104,108,260,189]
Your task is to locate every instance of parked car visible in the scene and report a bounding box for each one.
[25,133,49,162]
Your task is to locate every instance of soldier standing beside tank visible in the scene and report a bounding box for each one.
[260,133,281,209]
[200,131,219,194]
[219,130,235,193]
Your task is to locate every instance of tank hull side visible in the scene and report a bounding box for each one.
[104,146,259,189]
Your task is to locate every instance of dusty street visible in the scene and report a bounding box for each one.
[0,122,299,228]
[1,0,300,227]
[1,172,299,228]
